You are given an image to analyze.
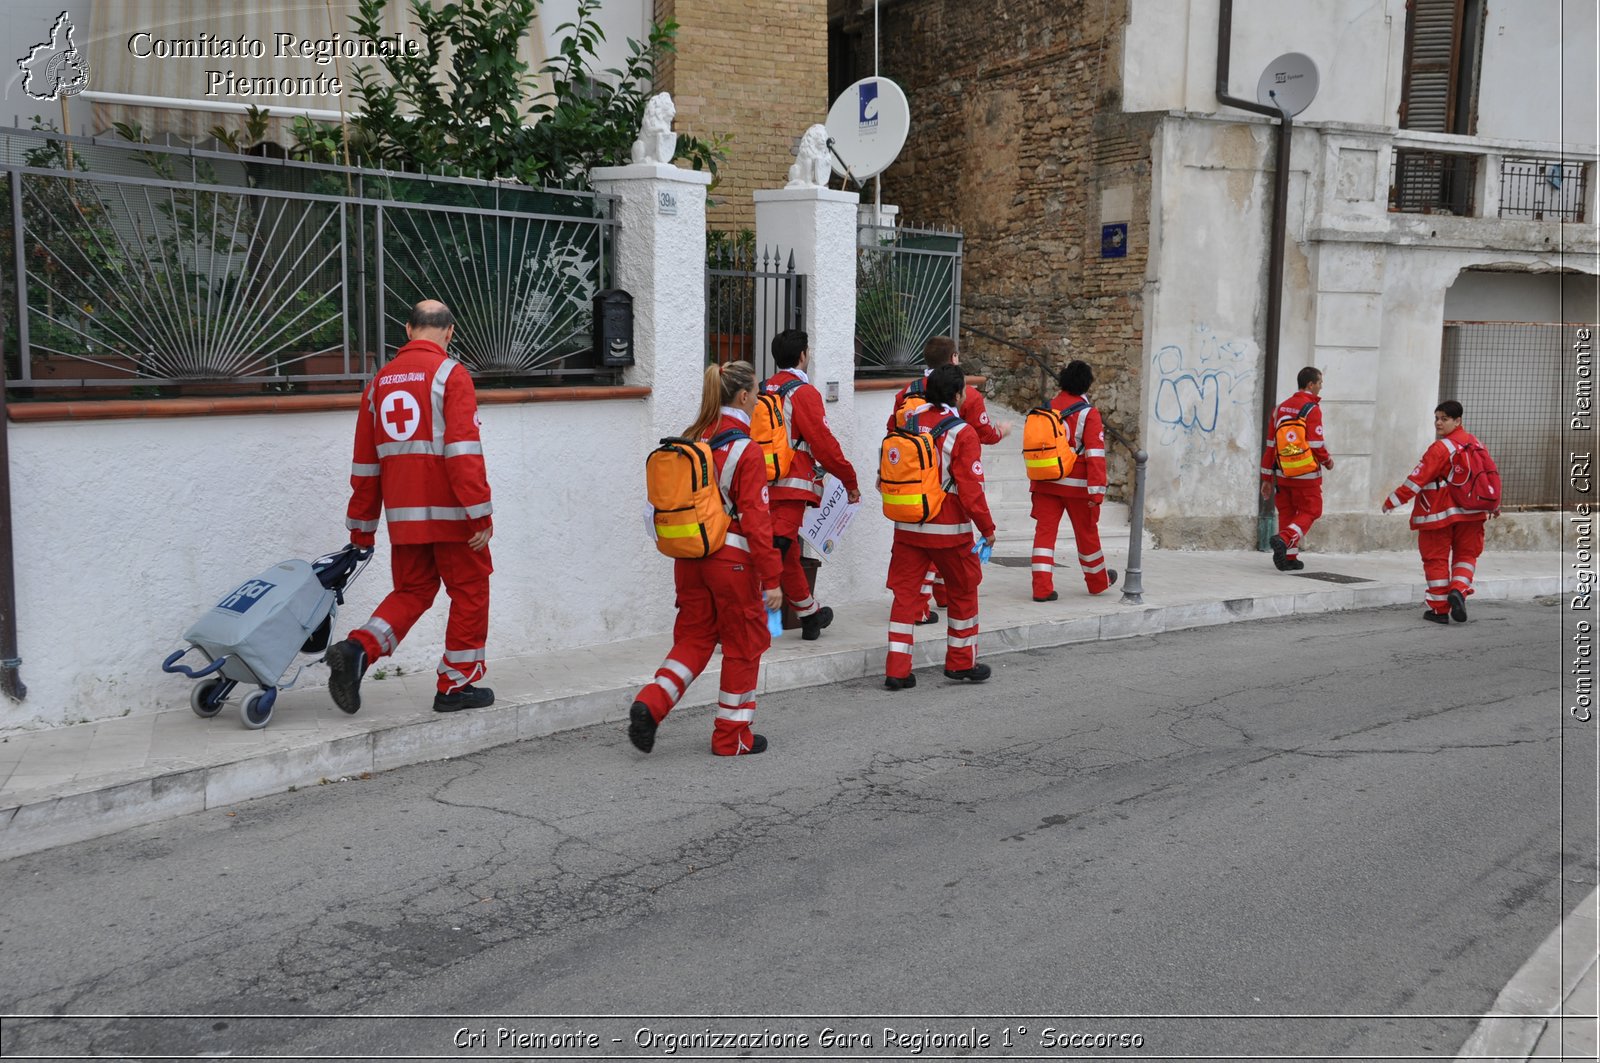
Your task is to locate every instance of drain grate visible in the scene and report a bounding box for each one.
[989,556,1056,568]
[1293,571,1376,584]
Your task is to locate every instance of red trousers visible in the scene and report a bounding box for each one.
[1271,481,1323,558]
[771,500,821,618]
[634,555,770,755]
[1419,521,1486,614]
[886,539,982,677]
[1030,493,1112,596]
[349,541,492,694]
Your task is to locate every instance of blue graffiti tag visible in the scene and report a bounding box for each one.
[1151,327,1255,446]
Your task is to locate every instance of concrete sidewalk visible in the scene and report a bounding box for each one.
[0,543,1589,1059]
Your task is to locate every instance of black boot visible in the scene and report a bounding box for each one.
[800,605,834,641]
[944,663,992,682]
[628,701,657,753]
[324,639,368,715]
[433,684,495,712]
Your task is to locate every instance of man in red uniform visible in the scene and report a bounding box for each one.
[885,336,1011,624]
[884,364,998,689]
[1261,366,1334,570]
[1030,360,1117,600]
[1382,400,1494,624]
[629,361,783,756]
[325,300,495,714]
[764,329,860,640]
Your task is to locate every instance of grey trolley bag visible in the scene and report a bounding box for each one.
[162,544,371,729]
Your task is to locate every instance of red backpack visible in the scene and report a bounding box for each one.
[1444,439,1502,513]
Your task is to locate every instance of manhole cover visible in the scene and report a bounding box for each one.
[989,556,1055,568]
[1293,571,1376,584]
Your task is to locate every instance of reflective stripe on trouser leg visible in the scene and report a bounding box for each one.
[1065,498,1111,593]
[1448,521,1485,596]
[353,542,445,660]
[706,553,768,755]
[1418,526,1456,613]
[635,558,725,720]
[886,541,933,678]
[931,543,983,673]
[771,500,820,618]
[433,541,494,694]
[1030,492,1065,597]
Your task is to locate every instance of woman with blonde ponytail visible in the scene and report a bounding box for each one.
[629,361,784,757]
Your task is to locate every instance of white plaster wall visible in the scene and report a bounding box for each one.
[5,398,677,730]
[1142,112,1598,536]
[1444,270,1600,322]
[1477,0,1600,148]
[1123,0,1404,127]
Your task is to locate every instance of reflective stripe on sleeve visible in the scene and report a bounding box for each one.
[444,441,483,458]
[351,463,381,477]
[346,517,380,533]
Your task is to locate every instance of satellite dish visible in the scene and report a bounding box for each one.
[1256,53,1319,117]
[824,76,910,184]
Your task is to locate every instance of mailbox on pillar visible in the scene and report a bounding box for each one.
[593,289,635,367]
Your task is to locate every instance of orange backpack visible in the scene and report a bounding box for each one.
[879,415,962,523]
[1273,401,1319,478]
[750,379,803,482]
[893,377,931,430]
[646,429,748,558]
[1022,400,1088,481]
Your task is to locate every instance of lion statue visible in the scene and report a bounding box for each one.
[786,123,833,189]
[630,92,678,165]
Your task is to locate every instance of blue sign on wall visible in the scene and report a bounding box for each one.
[1101,223,1128,259]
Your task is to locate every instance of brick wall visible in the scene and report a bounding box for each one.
[834,0,1155,499]
[655,0,830,232]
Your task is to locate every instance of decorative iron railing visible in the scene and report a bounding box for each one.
[704,238,804,382]
[1,127,617,395]
[1390,147,1478,216]
[1499,157,1588,223]
[855,222,963,373]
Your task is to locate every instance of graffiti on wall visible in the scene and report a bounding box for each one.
[1151,325,1257,449]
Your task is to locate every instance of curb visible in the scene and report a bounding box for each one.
[0,574,1562,862]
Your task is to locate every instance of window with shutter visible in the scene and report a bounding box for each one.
[1399,0,1484,134]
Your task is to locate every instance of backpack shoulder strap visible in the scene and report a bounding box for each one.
[1060,400,1090,419]
[776,379,805,398]
[708,427,747,449]
[714,435,752,514]
[929,414,964,440]
[1297,400,1318,418]
[908,377,926,397]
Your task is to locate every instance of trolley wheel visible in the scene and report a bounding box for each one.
[190,678,227,718]
[240,688,277,730]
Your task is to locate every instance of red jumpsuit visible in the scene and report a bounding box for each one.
[1029,391,1112,597]
[1383,428,1491,615]
[634,410,782,755]
[885,405,997,679]
[886,374,1002,614]
[763,369,859,618]
[1259,390,1332,562]
[344,339,494,695]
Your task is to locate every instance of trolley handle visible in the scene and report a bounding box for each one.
[162,647,228,679]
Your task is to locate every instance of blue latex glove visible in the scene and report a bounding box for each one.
[972,540,992,565]
[767,607,784,636]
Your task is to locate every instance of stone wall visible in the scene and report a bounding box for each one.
[654,0,830,231]
[832,0,1154,502]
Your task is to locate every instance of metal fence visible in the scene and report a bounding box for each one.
[704,239,804,382]
[855,222,962,373]
[1,127,617,395]
[1499,158,1588,223]
[1440,320,1591,509]
[1390,148,1478,216]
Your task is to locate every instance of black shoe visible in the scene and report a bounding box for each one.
[885,673,917,691]
[628,701,657,753]
[915,610,941,626]
[1033,591,1059,602]
[433,684,494,712]
[1107,569,1119,588]
[716,733,768,756]
[1270,535,1289,571]
[800,605,834,641]
[1448,589,1468,622]
[1284,559,1305,571]
[324,639,367,715]
[944,663,992,683]
[1422,610,1449,625]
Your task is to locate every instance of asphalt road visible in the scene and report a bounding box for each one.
[1,597,1593,1061]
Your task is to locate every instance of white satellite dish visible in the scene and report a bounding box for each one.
[824,76,910,184]
[1256,53,1320,117]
